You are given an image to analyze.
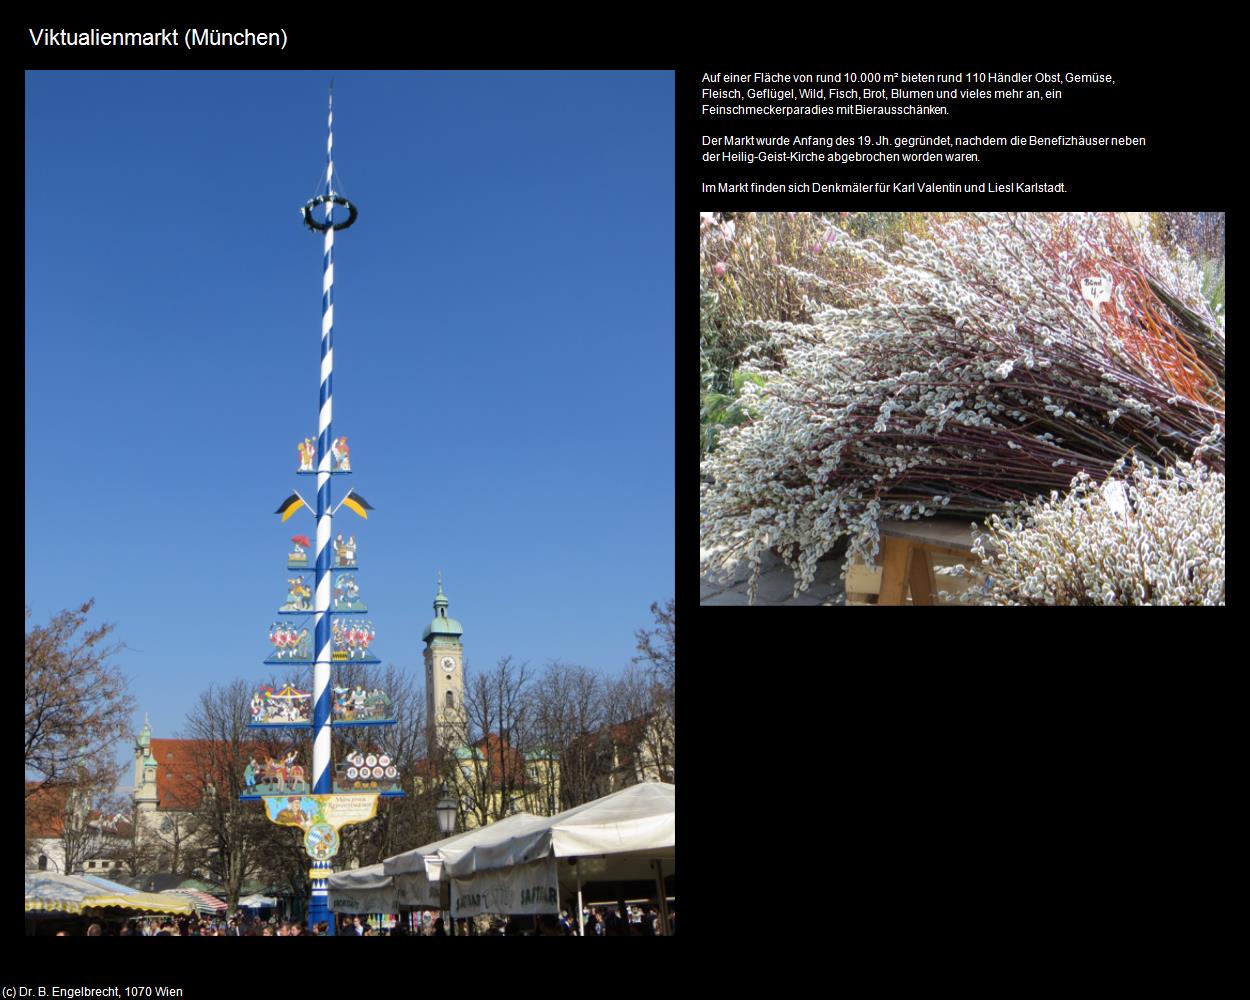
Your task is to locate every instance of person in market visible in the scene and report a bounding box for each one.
[536,914,564,936]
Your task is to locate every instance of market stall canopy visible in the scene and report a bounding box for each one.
[327,863,395,914]
[79,874,140,894]
[378,813,550,911]
[162,888,227,914]
[236,893,277,908]
[26,872,196,916]
[441,782,674,879]
[177,878,227,893]
[25,872,100,914]
[81,891,194,916]
[381,812,545,877]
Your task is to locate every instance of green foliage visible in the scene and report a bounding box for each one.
[1199,257,1225,316]
[701,371,765,453]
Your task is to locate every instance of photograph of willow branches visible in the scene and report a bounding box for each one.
[700,212,1225,606]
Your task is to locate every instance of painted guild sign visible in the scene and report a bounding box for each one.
[297,436,351,473]
[279,575,313,613]
[263,793,380,835]
[244,752,309,795]
[332,534,358,569]
[266,622,313,663]
[250,683,312,725]
[332,574,367,612]
[288,534,312,570]
[331,619,377,661]
[1080,273,1112,306]
[332,685,393,723]
[334,750,402,793]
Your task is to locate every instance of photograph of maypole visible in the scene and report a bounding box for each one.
[26,70,674,938]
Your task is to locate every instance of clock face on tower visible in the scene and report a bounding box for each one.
[441,656,456,674]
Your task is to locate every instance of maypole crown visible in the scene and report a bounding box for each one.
[301,194,358,232]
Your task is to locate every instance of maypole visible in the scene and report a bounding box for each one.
[244,83,396,939]
[309,79,337,933]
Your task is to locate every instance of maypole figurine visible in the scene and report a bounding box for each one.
[242,84,396,937]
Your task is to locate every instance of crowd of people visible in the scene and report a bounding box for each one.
[50,904,674,936]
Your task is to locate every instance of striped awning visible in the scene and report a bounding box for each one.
[82,892,194,915]
[26,872,98,913]
[26,897,88,914]
[163,889,227,914]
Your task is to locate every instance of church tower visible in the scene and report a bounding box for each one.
[133,714,159,820]
[423,576,466,755]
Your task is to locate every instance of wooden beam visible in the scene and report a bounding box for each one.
[878,537,912,605]
[907,547,935,605]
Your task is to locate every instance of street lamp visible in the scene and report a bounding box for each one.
[435,782,457,936]
[435,783,457,837]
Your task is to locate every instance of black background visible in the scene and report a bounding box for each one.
[21,23,1232,969]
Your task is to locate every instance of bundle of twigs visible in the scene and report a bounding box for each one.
[699,213,1225,601]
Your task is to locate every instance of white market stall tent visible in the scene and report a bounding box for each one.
[381,812,550,911]
[329,813,549,914]
[439,782,674,931]
[326,863,395,914]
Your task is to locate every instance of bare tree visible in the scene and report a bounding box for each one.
[99,798,161,878]
[334,662,438,867]
[603,665,674,786]
[633,598,674,726]
[180,679,274,909]
[58,774,122,875]
[629,598,675,784]
[25,601,135,801]
[531,661,607,811]
[460,656,534,826]
[148,811,202,877]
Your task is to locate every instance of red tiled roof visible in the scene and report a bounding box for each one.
[150,739,216,810]
[473,733,528,786]
[25,782,68,838]
[414,734,529,786]
[148,738,272,810]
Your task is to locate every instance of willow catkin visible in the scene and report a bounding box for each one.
[700,213,1225,604]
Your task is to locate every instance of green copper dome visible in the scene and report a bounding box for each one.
[422,578,463,643]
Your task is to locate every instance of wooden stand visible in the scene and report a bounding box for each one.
[846,517,984,605]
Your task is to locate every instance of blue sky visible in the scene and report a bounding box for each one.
[25,70,674,787]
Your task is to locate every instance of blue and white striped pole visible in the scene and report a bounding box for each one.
[310,82,336,934]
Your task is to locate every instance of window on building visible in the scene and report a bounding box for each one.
[445,691,454,709]
[38,855,48,871]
